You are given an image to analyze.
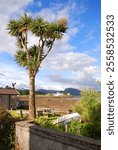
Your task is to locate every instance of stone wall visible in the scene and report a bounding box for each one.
[15,121,101,150]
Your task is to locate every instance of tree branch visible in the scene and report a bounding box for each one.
[41,38,55,61]
[21,30,30,64]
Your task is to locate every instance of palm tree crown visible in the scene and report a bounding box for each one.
[7,13,67,73]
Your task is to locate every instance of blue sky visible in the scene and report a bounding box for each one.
[0,0,101,90]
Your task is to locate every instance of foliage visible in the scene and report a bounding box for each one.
[17,89,29,95]
[7,14,67,71]
[74,89,101,139]
[17,89,45,95]
[67,121,81,135]
[35,116,65,132]
[79,122,101,139]
[0,107,28,149]
[0,106,16,149]
[9,110,28,120]
[74,89,101,123]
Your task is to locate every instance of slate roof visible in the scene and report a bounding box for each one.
[0,88,19,95]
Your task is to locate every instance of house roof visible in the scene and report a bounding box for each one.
[0,88,20,95]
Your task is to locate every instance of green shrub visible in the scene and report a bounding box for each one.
[35,116,65,132]
[79,122,101,139]
[0,107,28,149]
[67,121,81,135]
[74,89,101,122]
[74,89,101,139]
[9,110,28,120]
[0,106,15,149]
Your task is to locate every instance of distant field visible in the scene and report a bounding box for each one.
[19,95,79,113]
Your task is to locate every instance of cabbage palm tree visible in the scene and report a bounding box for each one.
[7,14,67,119]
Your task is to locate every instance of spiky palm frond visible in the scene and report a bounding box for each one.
[30,17,48,36]
[15,45,40,70]
[8,14,67,72]
[46,22,67,39]
[28,45,40,69]
[7,13,32,37]
[19,13,32,32]
[16,38,23,49]
[15,50,27,67]
[30,17,67,39]
[7,20,22,37]
[29,45,38,56]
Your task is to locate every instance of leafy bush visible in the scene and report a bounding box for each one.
[0,106,15,149]
[67,121,100,139]
[9,110,28,120]
[74,89,101,122]
[79,122,101,139]
[74,89,101,139]
[67,121,81,135]
[35,116,65,132]
[0,107,28,149]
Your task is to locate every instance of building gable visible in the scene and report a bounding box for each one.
[0,88,19,95]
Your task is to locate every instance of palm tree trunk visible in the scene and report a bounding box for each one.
[29,74,36,120]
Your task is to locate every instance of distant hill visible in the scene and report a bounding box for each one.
[37,89,58,94]
[38,88,81,96]
[64,88,81,96]
[18,88,81,96]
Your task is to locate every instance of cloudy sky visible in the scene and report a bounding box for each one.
[0,0,101,91]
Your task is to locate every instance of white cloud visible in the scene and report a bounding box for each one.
[0,62,29,88]
[35,1,77,22]
[40,48,100,91]
[83,44,101,55]
[0,0,32,15]
[84,66,100,74]
[0,73,5,77]
[45,71,100,91]
[0,0,32,54]
[28,1,81,54]
[0,0,100,91]
[28,1,42,8]
[42,52,96,71]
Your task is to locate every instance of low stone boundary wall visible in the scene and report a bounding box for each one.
[15,121,101,150]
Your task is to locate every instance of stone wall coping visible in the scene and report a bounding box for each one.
[16,121,101,149]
